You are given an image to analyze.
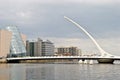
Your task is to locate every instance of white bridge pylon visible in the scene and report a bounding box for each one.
[64,16,114,57]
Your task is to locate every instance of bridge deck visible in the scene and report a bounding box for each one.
[6,56,120,61]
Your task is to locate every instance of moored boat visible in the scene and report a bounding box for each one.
[97,59,114,64]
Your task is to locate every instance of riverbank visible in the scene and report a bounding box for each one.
[0,58,7,63]
[0,59,79,63]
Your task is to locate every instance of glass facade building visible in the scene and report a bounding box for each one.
[6,26,26,57]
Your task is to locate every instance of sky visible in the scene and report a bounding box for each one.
[0,0,120,55]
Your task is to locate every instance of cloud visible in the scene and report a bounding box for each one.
[0,0,120,56]
[0,0,119,58]
[2,1,118,39]
[1,0,120,5]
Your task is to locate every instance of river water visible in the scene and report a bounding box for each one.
[0,63,120,80]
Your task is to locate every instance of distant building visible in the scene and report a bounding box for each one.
[26,38,42,56]
[26,38,55,56]
[6,26,27,57]
[0,29,12,58]
[56,47,81,56]
[42,40,55,56]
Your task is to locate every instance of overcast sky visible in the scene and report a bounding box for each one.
[0,0,120,55]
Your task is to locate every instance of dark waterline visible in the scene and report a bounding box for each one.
[0,63,120,80]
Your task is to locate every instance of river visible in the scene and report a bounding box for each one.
[0,63,120,80]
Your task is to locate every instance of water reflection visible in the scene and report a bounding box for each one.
[0,64,26,80]
[0,63,120,80]
[9,64,26,80]
[26,64,55,80]
[0,64,10,80]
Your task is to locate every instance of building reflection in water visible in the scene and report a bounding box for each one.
[0,63,93,80]
[0,64,26,80]
[0,63,88,80]
[0,64,56,80]
[26,64,55,80]
[0,64,10,80]
[9,64,26,80]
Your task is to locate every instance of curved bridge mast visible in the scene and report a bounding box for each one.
[64,16,114,63]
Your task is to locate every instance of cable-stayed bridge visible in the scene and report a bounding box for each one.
[6,16,120,64]
[63,16,120,63]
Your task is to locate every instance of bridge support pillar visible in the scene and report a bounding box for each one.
[78,60,94,64]
[78,60,83,63]
[89,60,93,64]
[84,60,88,64]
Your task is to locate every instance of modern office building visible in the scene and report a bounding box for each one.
[0,29,12,58]
[26,38,42,56]
[6,26,26,57]
[26,38,55,56]
[56,47,81,56]
[42,40,54,56]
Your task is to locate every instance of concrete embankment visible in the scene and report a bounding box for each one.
[0,58,7,63]
[7,59,79,63]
